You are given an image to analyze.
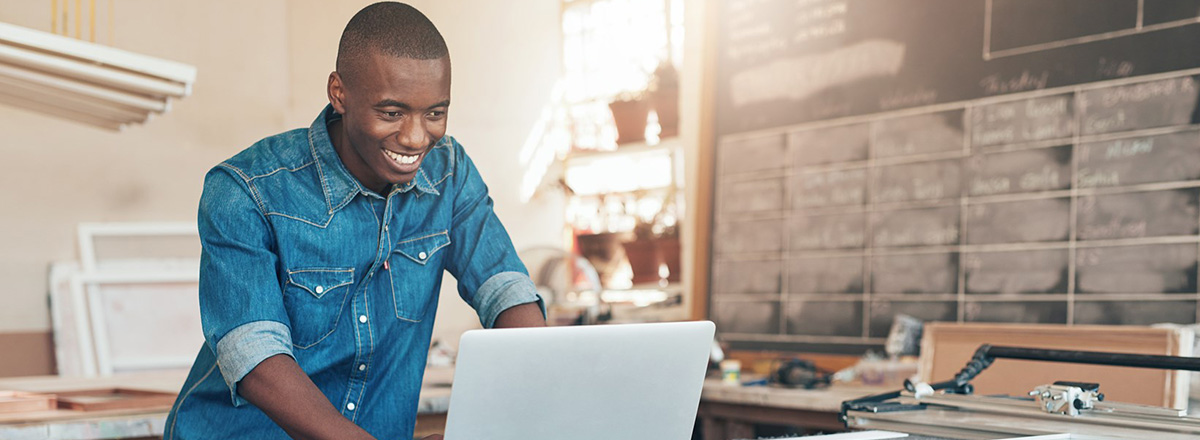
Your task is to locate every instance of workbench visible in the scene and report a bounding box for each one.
[0,368,454,440]
[3,371,888,439]
[698,379,891,439]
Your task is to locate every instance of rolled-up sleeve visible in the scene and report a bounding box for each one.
[474,272,545,328]
[198,166,294,406]
[443,142,545,328]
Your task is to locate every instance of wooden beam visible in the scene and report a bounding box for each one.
[690,0,718,323]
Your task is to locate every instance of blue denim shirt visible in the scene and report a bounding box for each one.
[164,105,544,439]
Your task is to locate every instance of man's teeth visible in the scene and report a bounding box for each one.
[383,149,419,165]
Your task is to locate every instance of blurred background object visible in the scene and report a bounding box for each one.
[0,5,195,130]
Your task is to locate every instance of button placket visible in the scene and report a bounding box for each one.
[343,283,373,420]
[375,199,392,275]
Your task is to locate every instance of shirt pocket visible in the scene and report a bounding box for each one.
[389,231,451,322]
[283,268,354,348]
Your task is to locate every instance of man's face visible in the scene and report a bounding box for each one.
[328,52,451,193]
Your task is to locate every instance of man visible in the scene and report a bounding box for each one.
[165,3,545,439]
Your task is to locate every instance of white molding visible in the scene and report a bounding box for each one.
[0,22,196,86]
[0,22,195,129]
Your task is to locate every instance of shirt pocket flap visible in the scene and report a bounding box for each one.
[287,268,354,299]
[395,231,451,266]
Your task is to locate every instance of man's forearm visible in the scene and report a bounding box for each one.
[493,301,546,328]
[237,354,375,440]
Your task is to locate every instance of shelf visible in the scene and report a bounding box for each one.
[563,136,681,166]
[618,281,684,293]
[556,288,681,308]
[564,283,682,296]
[573,185,679,197]
[562,137,682,196]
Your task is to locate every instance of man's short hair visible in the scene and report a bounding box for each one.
[336,2,449,79]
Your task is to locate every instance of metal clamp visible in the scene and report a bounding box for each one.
[1030,382,1103,416]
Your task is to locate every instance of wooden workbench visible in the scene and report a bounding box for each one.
[698,379,892,439]
[3,370,887,439]
[0,368,455,440]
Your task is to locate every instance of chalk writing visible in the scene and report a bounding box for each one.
[980,70,1050,95]
[972,94,1074,147]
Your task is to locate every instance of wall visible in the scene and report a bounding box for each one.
[0,0,563,375]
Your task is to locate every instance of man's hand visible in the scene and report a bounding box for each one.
[420,435,444,440]
[493,301,546,328]
[238,354,376,440]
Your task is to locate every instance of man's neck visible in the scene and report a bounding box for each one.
[328,119,389,195]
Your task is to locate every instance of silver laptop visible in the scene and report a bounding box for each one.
[443,321,716,440]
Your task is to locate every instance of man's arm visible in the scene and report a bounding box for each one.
[195,170,378,439]
[442,140,547,329]
[236,307,544,440]
[238,355,376,440]
[493,302,547,328]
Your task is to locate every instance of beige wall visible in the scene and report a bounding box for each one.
[0,1,564,350]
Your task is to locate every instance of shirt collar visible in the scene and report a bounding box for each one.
[308,105,441,213]
[393,168,441,197]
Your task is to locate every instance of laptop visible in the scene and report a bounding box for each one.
[442,320,716,440]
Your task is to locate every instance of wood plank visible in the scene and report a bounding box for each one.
[55,388,176,412]
[0,391,55,413]
[689,0,718,322]
[697,401,847,432]
[701,379,890,412]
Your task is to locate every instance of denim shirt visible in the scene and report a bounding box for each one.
[164,105,544,439]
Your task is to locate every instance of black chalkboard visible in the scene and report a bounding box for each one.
[708,0,1200,353]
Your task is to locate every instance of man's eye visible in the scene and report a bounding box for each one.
[428,111,446,118]
[384,111,401,118]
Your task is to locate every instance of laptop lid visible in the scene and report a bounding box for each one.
[443,321,716,440]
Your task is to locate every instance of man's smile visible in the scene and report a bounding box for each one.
[383,148,421,165]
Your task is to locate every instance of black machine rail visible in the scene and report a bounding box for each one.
[983,346,1200,371]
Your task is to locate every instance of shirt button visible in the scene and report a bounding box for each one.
[358,364,366,371]
[314,285,324,294]
[418,251,427,260]
[346,402,356,411]
[359,315,368,323]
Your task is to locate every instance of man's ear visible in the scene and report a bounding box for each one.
[328,71,347,114]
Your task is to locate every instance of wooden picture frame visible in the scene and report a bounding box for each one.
[54,388,176,412]
[0,391,56,413]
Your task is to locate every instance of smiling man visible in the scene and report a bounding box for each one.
[164,3,546,439]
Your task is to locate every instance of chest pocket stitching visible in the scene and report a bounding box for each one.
[265,211,335,228]
[287,268,354,299]
[393,231,451,265]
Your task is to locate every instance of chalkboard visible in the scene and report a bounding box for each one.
[964,249,1069,294]
[707,0,1200,353]
[715,0,1200,135]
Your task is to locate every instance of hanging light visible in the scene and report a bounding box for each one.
[0,21,196,130]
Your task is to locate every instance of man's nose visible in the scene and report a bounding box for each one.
[396,118,428,150]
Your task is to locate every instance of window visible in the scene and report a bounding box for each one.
[561,0,684,150]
